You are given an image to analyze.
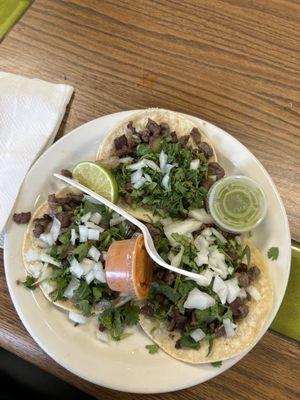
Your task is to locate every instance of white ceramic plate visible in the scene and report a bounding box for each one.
[4,111,291,393]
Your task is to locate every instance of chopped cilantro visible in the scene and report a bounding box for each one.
[21,275,37,290]
[98,303,139,341]
[211,361,222,368]
[72,242,90,262]
[73,281,91,301]
[79,299,91,317]
[145,344,159,354]
[241,244,251,269]
[267,247,279,261]
[179,335,200,350]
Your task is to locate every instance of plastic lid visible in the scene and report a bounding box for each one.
[208,175,267,233]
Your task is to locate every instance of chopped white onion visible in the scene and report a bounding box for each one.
[190,328,206,342]
[94,262,106,283]
[69,311,87,325]
[85,269,96,285]
[79,225,88,242]
[120,156,134,164]
[81,212,91,223]
[188,209,214,224]
[71,229,78,246]
[194,235,209,251]
[144,173,152,182]
[190,159,200,170]
[186,269,214,287]
[208,249,229,279]
[223,318,237,337]
[201,228,213,238]
[96,330,110,343]
[133,177,146,189]
[102,251,107,260]
[211,228,227,244]
[246,285,262,301]
[161,217,173,226]
[88,246,101,262]
[90,212,102,225]
[63,277,80,298]
[127,159,146,170]
[238,288,247,300]
[162,174,170,190]
[164,219,202,246]
[212,275,228,304]
[131,169,143,184]
[164,163,177,174]
[168,245,184,268]
[110,215,126,227]
[144,159,161,172]
[40,280,56,295]
[88,228,100,241]
[85,221,104,232]
[83,195,101,204]
[26,262,44,278]
[25,249,61,267]
[159,150,168,172]
[40,217,61,247]
[80,258,95,275]
[70,258,83,278]
[183,288,216,310]
[194,251,209,267]
[225,277,241,303]
[36,265,53,283]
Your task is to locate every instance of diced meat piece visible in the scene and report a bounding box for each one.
[146,118,161,136]
[225,246,238,262]
[60,169,72,178]
[208,162,225,180]
[201,178,214,190]
[146,223,161,242]
[190,127,202,146]
[124,193,132,205]
[163,271,176,286]
[198,142,213,159]
[190,311,198,326]
[114,134,128,150]
[170,131,178,143]
[57,212,72,229]
[240,263,248,273]
[127,121,137,135]
[160,122,170,136]
[13,212,31,224]
[215,326,226,337]
[155,293,165,303]
[248,266,261,283]
[33,214,52,238]
[168,309,188,333]
[99,323,106,332]
[229,298,249,319]
[236,272,250,287]
[48,193,83,211]
[175,339,182,349]
[140,304,154,317]
[178,135,189,147]
[139,129,151,143]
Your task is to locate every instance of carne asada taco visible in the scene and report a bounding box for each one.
[22,187,140,319]
[96,108,222,222]
[139,218,273,363]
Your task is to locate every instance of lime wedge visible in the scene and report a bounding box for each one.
[72,161,119,203]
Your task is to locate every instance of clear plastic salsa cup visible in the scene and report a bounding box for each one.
[207,175,267,233]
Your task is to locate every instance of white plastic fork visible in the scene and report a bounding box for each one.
[54,173,204,281]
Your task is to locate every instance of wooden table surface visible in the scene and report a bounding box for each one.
[1,1,299,399]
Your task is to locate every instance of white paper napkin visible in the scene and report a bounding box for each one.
[0,72,74,239]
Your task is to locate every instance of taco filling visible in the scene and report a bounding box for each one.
[22,189,140,338]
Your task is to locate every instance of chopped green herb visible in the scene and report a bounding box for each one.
[80,299,91,317]
[73,281,91,301]
[179,335,200,350]
[241,245,251,269]
[72,242,90,262]
[267,247,279,261]
[211,361,222,368]
[21,275,37,290]
[206,334,215,356]
[145,344,159,354]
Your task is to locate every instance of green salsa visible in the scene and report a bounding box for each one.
[208,176,266,233]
